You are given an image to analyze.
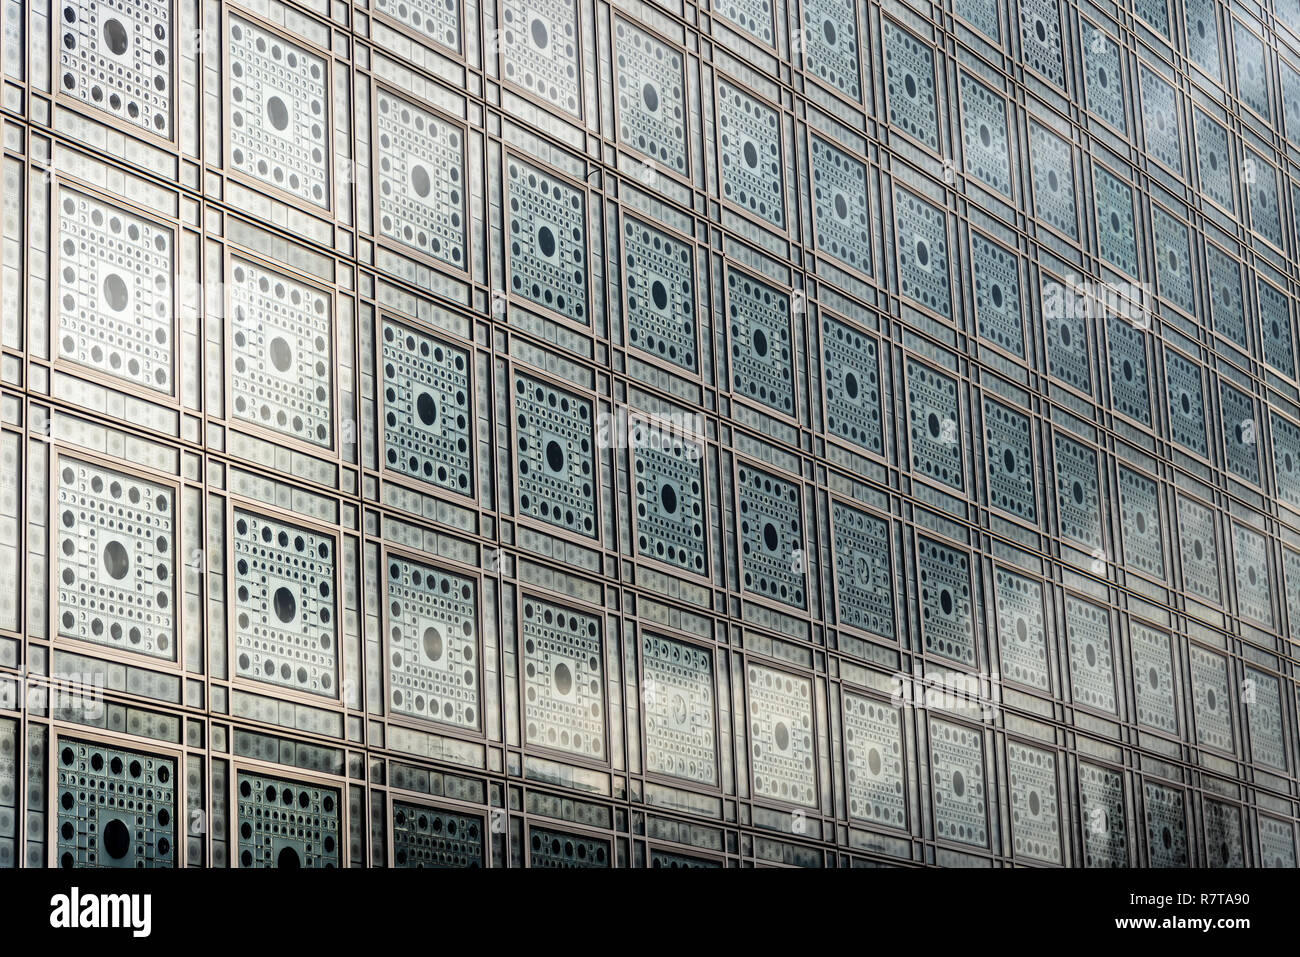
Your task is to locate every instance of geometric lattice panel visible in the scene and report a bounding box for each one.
[1190,645,1234,755]
[613,18,688,175]
[717,80,784,228]
[1206,244,1247,349]
[1053,433,1101,549]
[56,738,175,868]
[1140,67,1181,173]
[232,509,338,697]
[500,0,581,116]
[801,0,861,101]
[893,187,952,317]
[641,633,717,786]
[632,421,707,576]
[376,91,466,269]
[1143,781,1187,868]
[57,188,174,395]
[1150,205,1194,313]
[1184,0,1220,78]
[1130,623,1178,735]
[229,257,333,448]
[1042,279,1091,391]
[1029,124,1077,237]
[993,567,1050,692]
[1117,466,1164,579]
[374,0,461,52]
[917,536,976,667]
[928,718,987,848]
[1271,411,1300,511]
[1093,163,1138,277]
[1176,495,1221,604]
[1065,596,1116,714]
[970,234,1024,356]
[59,0,171,136]
[1164,348,1208,456]
[649,849,720,868]
[1134,0,1169,36]
[821,315,883,455]
[392,801,484,868]
[385,555,478,731]
[736,464,806,609]
[623,217,697,371]
[982,396,1035,520]
[1081,21,1125,131]
[1288,549,1300,644]
[1244,667,1286,772]
[842,692,905,828]
[1245,150,1283,248]
[1019,0,1065,87]
[882,20,939,151]
[1194,111,1234,212]
[716,0,774,45]
[810,136,872,275]
[1259,816,1298,868]
[1231,523,1272,627]
[959,74,1012,197]
[236,772,340,868]
[381,319,473,496]
[528,827,610,867]
[831,501,895,641]
[958,0,1000,41]
[227,16,330,208]
[727,267,795,415]
[513,371,596,538]
[1079,762,1127,867]
[746,662,817,808]
[56,456,175,661]
[906,358,963,489]
[521,596,606,761]
[1106,315,1151,425]
[1007,742,1061,864]
[1258,278,1295,378]
[1203,799,1244,868]
[506,157,588,324]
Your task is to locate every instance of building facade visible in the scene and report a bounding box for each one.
[0,0,1296,868]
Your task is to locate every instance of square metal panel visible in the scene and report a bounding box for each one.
[1176,495,1221,603]
[726,267,795,416]
[1143,781,1187,867]
[623,216,697,371]
[56,738,175,868]
[1139,67,1181,173]
[1219,380,1259,485]
[1270,411,1300,511]
[1258,277,1296,378]
[883,20,939,152]
[376,90,466,269]
[57,187,174,395]
[500,0,581,116]
[1283,62,1300,150]
[381,319,473,496]
[1150,206,1194,313]
[233,509,338,697]
[1194,111,1234,212]
[1286,548,1300,643]
[56,456,176,661]
[821,315,883,455]
[842,692,905,828]
[1134,0,1170,35]
[736,463,806,609]
[959,73,1013,198]
[521,596,606,760]
[1018,0,1065,87]
[614,19,688,175]
[228,15,330,208]
[832,501,895,640]
[1008,742,1061,864]
[1190,645,1234,754]
[1066,596,1116,714]
[982,396,1035,520]
[392,801,484,867]
[237,772,340,868]
[746,662,817,807]
[1230,523,1271,627]
[906,358,963,489]
[229,257,334,448]
[1079,762,1127,867]
[1259,816,1297,868]
[632,420,707,575]
[917,535,976,666]
[892,187,951,317]
[1081,21,1125,130]
[1164,348,1208,456]
[810,135,872,275]
[1131,623,1178,734]
[1053,433,1101,549]
[958,0,1001,41]
[506,156,588,325]
[800,0,861,101]
[1092,163,1138,277]
[641,633,717,785]
[1244,667,1286,771]
[1205,244,1247,348]
[1106,315,1152,425]
[716,80,784,228]
[528,826,610,867]
[1043,279,1091,390]
[1203,799,1245,868]
[716,0,774,45]
[60,0,172,137]
[374,0,461,51]
[1117,466,1164,579]
[513,371,597,537]
[994,567,1050,692]
[1245,150,1284,248]
[1029,124,1077,237]
[970,234,1024,356]
[385,554,479,730]
[928,718,987,847]
[1184,0,1221,77]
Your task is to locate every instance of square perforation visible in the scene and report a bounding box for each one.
[513,371,597,538]
[842,692,905,829]
[521,596,606,761]
[906,358,963,490]
[810,136,872,275]
[237,771,339,868]
[500,0,581,116]
[726,267,795,416]
[60,0,171,137]
[632,421,707,576]
[641,633,717,785]
[832,501,895,640]
[716,0,773,45]
[1065,596,1116,714]
[56,738,175,868]
[614,19,688,176]
[928,719,987,847]
[622,217,697,372]
[821,315,883,455]
[506,157,588,325]
[994,568,1050,692]
[746,662,816,808]
[736,463,806,609]
[716,80,784,228]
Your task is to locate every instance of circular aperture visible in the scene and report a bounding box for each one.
[266,96,290,132]
[103,540,130,580]
[273,586,297,624]
[102,818,131,859]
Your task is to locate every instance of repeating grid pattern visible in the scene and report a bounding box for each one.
[59,0,171,137]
